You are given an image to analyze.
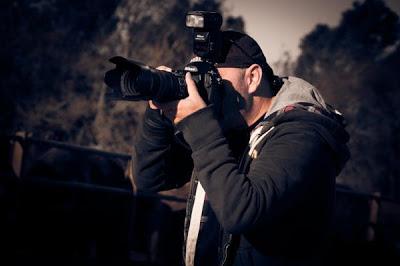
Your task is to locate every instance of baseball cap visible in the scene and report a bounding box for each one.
[216,31,273,76]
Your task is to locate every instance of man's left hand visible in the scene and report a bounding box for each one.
[153,72,207,124]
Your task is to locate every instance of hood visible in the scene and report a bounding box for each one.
[266,76,329,117]
[266,77,350,174]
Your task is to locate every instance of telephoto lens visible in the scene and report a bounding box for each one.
[104,56,188,102]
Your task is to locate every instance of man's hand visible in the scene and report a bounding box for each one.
[151,68,207,124]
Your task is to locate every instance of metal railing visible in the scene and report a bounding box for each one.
[5,134,400,205]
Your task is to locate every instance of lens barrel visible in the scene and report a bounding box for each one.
[131,67,188,102]
[104,57,188,102]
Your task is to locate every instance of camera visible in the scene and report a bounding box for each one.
[103,11,224,104]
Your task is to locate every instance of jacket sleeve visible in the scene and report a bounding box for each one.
[132,106,193,192]
[177,106,335,234]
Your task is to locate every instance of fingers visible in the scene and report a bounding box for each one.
[147,71,205,124]
[148,100,158,110]
[156,66,172,72]
[185,72,200,98]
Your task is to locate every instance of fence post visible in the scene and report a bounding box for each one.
[9,131,30,178]
[366,192,381,242]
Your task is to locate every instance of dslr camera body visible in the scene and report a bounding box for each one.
[104,11,225,105]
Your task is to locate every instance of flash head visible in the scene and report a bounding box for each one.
[186,11,222,30]
[186,11,223,61]
[186,14,204,28]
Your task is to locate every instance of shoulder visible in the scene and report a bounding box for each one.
[250,110,336,161]
[267,118,328,153]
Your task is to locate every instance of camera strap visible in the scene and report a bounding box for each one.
[185,181,206,266]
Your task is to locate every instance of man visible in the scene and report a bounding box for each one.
[133,31,350,266]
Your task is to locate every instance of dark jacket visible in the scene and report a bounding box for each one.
[133,77,350,265]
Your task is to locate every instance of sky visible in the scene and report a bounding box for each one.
[225,0,400,64]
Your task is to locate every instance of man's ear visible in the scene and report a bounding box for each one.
[245,64,263,94]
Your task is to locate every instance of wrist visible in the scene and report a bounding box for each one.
[176,106,223,150]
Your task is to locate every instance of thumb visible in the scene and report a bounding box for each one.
[185,72,201,97]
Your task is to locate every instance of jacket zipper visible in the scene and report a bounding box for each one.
[221,234,232,266]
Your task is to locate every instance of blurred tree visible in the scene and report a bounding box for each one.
[272,51,296,76]
[223,16,245,31]
[295,0,400,199]
[0,0,121,142]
